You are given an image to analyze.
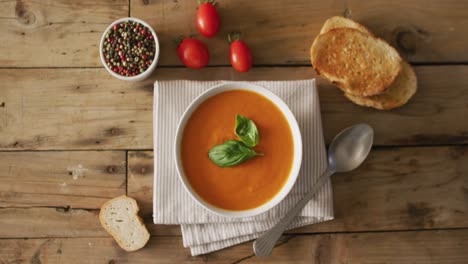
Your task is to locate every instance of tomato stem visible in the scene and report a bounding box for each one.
[228,32,242,44]
[198,0,216,6]
[173,36,185,47]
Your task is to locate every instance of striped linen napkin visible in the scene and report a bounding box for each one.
[153,79,333,255]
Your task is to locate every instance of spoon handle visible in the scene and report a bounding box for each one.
[253,166,334,256]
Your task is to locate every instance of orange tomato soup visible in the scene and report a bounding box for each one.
[181,90,294,211]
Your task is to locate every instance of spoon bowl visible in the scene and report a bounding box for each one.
[328,124,374,173]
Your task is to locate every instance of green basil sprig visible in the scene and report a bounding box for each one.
[235,114,259,147]
[208,114,263,167]
[208,140,262,167]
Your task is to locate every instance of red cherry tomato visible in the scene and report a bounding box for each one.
[177,38,210,69]
[229,33,253,73]
[196,1,220,38]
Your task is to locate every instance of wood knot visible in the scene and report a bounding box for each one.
[392,26,431,56]
[133,166,152,175]
[18,11,35,25]
[395,30,416,55]
[56,206,72,213]
[142,0,150,5]
[108,260,116,264]
[343,7,352,18]
[106,127,124,136]
[15,0,36,25]
[407,202,435,227]
[107,166,117,174]
[0,102,5,107]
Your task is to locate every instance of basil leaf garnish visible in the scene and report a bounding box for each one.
[208,140,262,167]
[235,114,259,147]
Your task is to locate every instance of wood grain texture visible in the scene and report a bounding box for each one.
[128,151,153,214]
[349,0,468,63]
[0,151,176,238]
[0,151,126,209]
[131,0,468,65]
[128,146,468,235]
[0,0,128,67]
[0,69,153,150]
[1,66,467,150]
[0,206,180,238]
[0,207,106,238]
[1,229,467,263]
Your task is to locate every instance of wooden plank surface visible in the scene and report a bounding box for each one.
[0,68,153,150]
[128,146,468,235]
[131,0,468,65]
[2,0,467,67]
[0,151,126,209]
[0,206,180,238]
[1,229,467,263]
[0,207,105,238]
[0,150,177,238]
[0,0,128,67]
[6,145,465,239]
[1,0,467,262]
[1,66,467,150]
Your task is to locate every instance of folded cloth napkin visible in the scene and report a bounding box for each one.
[153,80,333,255]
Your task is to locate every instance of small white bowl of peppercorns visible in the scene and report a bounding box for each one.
[100,17,159,81]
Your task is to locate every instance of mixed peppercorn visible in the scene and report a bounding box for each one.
[102,20,156,77]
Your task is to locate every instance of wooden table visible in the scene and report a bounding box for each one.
[1,0,467,263]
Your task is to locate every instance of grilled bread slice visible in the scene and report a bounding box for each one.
[316,16,417,109]
[311,28,402,96]
[320,16,371,35]
[345,61,417,109]
[99,195,150,251]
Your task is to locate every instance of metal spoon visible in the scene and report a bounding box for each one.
[253,124,374,256]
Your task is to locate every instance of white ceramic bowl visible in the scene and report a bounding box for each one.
[99,17,160,82]
[174,82,303,218]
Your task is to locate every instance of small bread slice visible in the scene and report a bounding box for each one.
[99,195,150,251]
[344,60,417,110]
[320,16,371,35]
[311,28,402,96]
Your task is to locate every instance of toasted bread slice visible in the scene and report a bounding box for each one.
[311,28,402,96]
[320,16,371,35]
[317,17,417,109]
[344,61,417,110]
[99,195,150,251]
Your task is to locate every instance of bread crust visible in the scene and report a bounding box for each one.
[320,16,372,35]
